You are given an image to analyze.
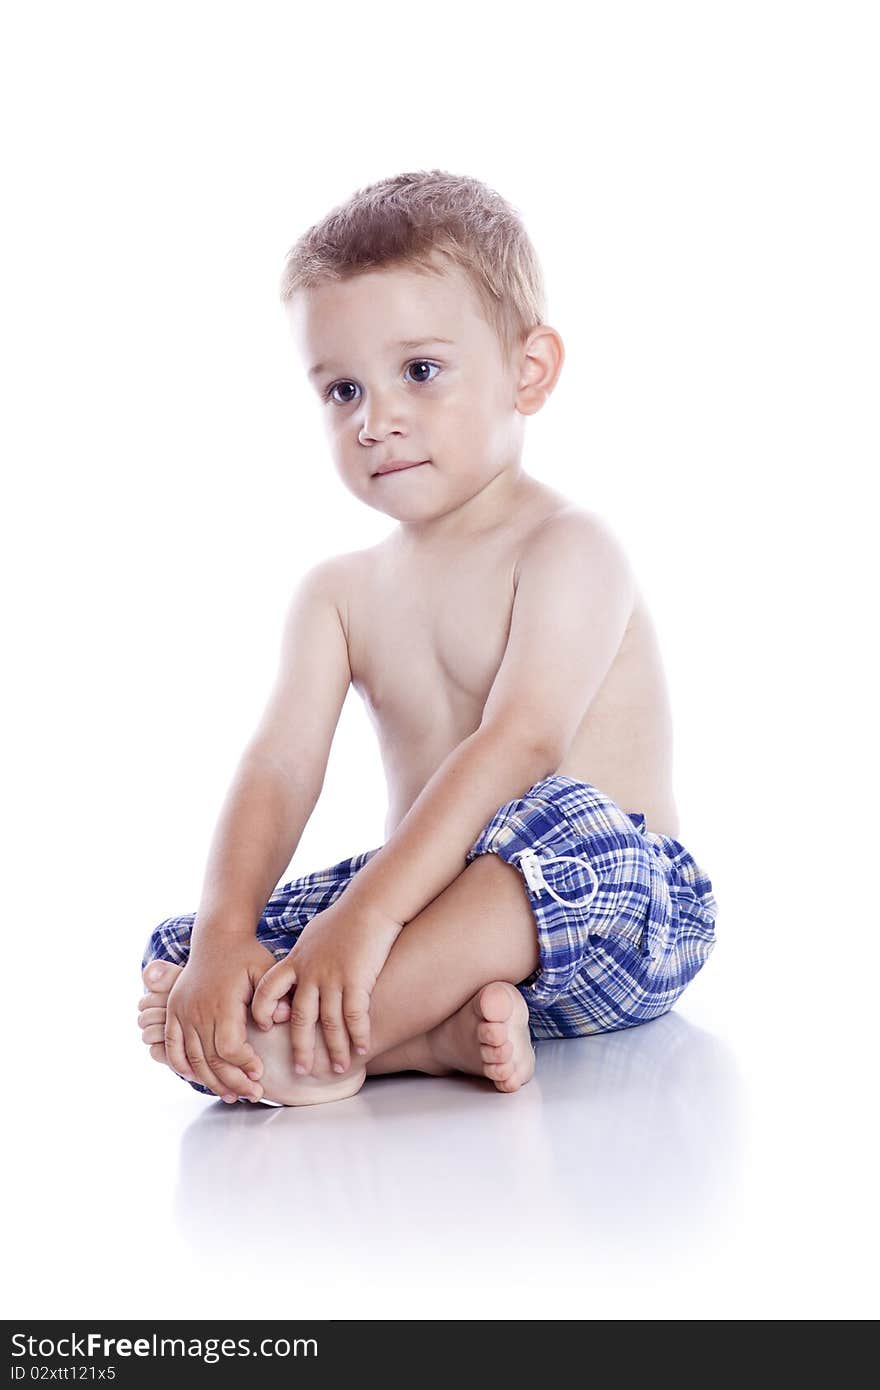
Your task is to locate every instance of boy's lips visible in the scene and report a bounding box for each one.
[372,459,429,476]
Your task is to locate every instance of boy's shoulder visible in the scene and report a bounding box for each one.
[290,545,378,642]
[512,503,636,588]
[516,500,627,545]
[297,547,368,590]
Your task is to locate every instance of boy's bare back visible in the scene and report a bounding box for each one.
[336,477,679,841]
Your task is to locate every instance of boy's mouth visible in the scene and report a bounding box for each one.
[372,460,429,477]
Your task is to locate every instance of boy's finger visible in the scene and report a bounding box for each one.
[319,989,350,1074]
[272,999,292,1024]
[289,983,320,1076]
[205,1023,262,1100]
[251,958,298,1030]
[215,1025,264,1087]
[343,985,372,1059]
[183,1027,227,1098]
[209,1054,263,1101]
[164,1013,197,1083]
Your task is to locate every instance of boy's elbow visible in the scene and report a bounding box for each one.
[477,715,563,777]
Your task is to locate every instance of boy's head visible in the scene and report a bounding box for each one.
[279,170,564,535]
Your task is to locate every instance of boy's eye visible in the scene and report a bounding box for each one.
[322,360,441,405]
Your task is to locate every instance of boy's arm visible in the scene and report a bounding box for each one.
[189,556,353,947]
[163,557,353,1097]
[342,510,637,929]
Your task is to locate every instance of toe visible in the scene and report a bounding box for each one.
[478,981,517,1025]
[494,1077,520,1093]
[484,1059,515,1082]
[474,982,534,1094]
[142,959,183,992]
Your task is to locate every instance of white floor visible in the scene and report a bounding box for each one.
[8,916,877,1320]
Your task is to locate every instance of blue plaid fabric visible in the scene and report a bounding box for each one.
[142,774,717,1093]
[463,774,718,1039]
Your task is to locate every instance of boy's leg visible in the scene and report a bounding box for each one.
[363,977,532,1089]
[362,850,540,1063]
[358,771,718,1072]
[141,851,541,1098]
[358,851,540,1086]
[262,849,540,1092]
[141,773,717,1102]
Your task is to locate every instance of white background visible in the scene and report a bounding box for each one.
[2,0,877,1321]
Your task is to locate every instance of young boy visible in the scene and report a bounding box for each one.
[137,170,718,1107]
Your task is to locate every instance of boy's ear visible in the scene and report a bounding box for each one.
[514,326,565,414]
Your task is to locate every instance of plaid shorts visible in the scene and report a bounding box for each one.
[463,774,717,1038]
[142,774,717,1093]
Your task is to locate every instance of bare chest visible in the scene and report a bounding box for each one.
[344,535,679,838]
[347,541,517,751]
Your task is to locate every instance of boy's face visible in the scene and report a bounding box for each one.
[286,258,529,532]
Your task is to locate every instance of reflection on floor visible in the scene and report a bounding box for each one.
[174,1011,745,1280]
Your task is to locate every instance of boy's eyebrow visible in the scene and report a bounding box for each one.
[308,337,456,379]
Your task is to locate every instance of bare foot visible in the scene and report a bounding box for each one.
[426,981,536,1093]
[137,959,366,1107]
[138,959,187,1068]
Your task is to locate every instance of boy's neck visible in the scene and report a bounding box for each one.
[393,465,548,551]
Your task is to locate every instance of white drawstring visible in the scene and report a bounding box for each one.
[512,848,600,908]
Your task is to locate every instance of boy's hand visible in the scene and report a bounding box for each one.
[164,937,280,1101]
[250,899,402,1076]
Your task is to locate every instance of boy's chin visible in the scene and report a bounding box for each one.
[358,492,445,522]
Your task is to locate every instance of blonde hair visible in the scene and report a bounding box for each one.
[279,169,547,364]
